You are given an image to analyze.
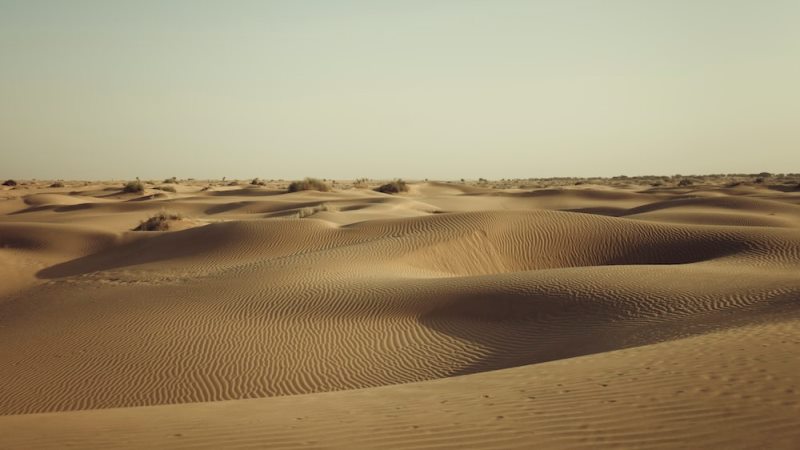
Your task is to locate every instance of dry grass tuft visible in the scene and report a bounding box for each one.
[296,203,338,218]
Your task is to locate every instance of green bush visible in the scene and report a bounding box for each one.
[288,177,330,193]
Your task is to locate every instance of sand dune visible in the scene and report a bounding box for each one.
[0,179,798,448]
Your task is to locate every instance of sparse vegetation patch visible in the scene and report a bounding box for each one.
[133,210,185,231]
[122,178,145,194]
[375,179,409,194]
[353,178,370,189]
[295,203,338,218]
[288,178,330,193]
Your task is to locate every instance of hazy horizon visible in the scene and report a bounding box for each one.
[2,0,799,180]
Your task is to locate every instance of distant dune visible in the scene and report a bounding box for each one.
[1,177,799,449]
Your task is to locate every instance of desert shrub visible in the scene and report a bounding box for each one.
[163,176,178,184]
[296,203,338,218]
[227,181,240,186]
[375,179,409,194]
[754,177,765,184]
[155,185,176,192]
[122,178,145,194]
[288,177,330,193]
[250,178,266,186]
[677,179,693,187]
[2,179,17,186]
[50,181,65,188]
[353,178,370,188]
[133,210,184,231]
[726,181,743,188]
[296,207,316,218]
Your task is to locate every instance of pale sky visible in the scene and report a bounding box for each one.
[1,0,798,180]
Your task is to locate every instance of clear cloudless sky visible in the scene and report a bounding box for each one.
[1,0,799,180]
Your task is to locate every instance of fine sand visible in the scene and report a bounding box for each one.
[1,178,799,449]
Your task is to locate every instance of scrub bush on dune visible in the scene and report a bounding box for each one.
[133,210,185,231]
[122,178,145,194]
[288,177,330,193]
[375,179,409,194]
